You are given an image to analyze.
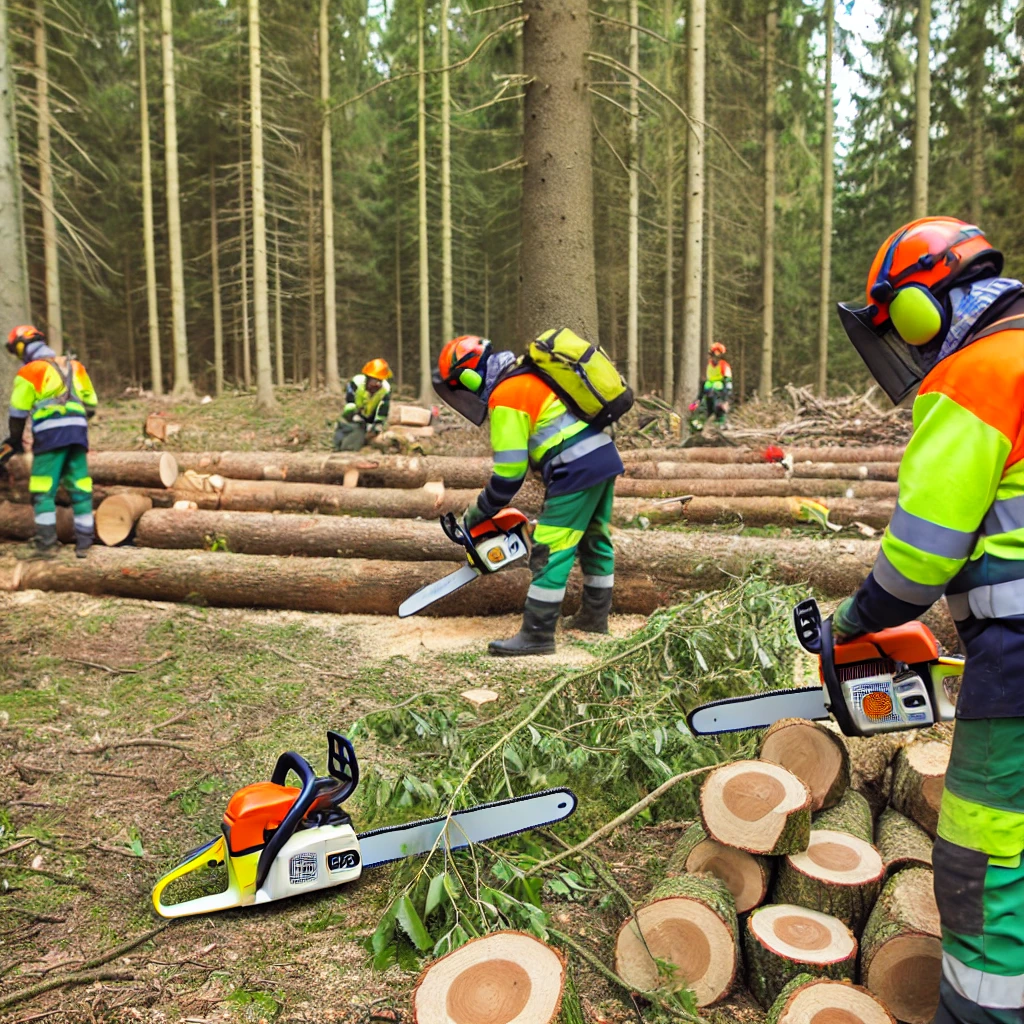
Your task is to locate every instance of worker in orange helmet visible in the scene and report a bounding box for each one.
[831,216,1024,1024]
[333,358,393,451]
[696,342,733,426]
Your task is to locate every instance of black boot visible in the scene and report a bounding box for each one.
[75,526,94,559]
[22,523,59,560]
[488,599,560,656]
[564,585,613,634]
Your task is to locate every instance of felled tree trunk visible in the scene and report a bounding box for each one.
[859,868,942,1024]
[766,974,896,1024]
[890,740,950,837]
[8,451,179,488]
[614,875,739,1006]
[772,829,885,932]
[700,761,812,856]
[0,500,73,541]
[666,822,771,914]
[619,445,906,464]
[621,495,894,529]
[95,494,153,546]
[845,732,911,816]
[413,931,565,1024]
[613,478,898,500]
[875,807,933,878]
[744,905,857,1009]
[791,462,900,482]
[811,789,873,843]
[759,719,851,812]
[624,462,787,480]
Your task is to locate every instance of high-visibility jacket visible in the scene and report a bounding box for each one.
[343,374,390,425]
[476,371,623,517]
[848,299,1024,719]
[703,359,733,391]
[9,356,97,453]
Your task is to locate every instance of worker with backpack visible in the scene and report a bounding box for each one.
[434,329,632,656]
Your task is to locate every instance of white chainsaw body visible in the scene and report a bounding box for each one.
[254,823,362,904]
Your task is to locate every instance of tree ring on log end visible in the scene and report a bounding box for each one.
[788,830,884,887]
[865,936,942,1024]
[749,905,855,964]
[446,961,531,1024]
[761,719,849,811]
[774,978,895,1024]
[685,840,767,913]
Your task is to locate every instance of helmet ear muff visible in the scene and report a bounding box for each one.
[889,284,948,346]
[459,368,483,392]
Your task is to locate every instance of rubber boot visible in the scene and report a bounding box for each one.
[75,526,94,559]
[488,599,560,657]
[564,585,613,634]
[22,523,59,560]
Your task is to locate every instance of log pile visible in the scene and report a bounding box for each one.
[614,734,948,1018]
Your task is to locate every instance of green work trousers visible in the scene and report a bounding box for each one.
[527,478,616,606]
[333,419,367,452]
[28,445,93,534]
[933,717,1024,1023]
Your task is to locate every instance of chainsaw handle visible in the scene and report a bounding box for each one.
[439,512,465,547]
[152,835,243,918]
[257,752,318,891]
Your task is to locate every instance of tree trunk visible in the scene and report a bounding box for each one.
[124,255,137,383]
[816,0,834,396]
[160,0,192,396]
[395,174,403,388]
[859,868,942,1024]
[666,822,771,914]
[759,2,777,398]
[875,807,933,879]
[520,0,599,343]
[969,57,984,224]
[35,0,62,354]
[416,5,431,403]
[627,0,639,387]
[95,493,153,546]
[760,718,851,812]
[138,0,162,396]
[0,501,73,541]
[766,976,896,1024]
[210,161,224,397]
[238,125,251,389]
[319,0,341,394]
[306,165,318,388]
[619,445,906,464]
[678,0,706,408]
[705,163,715,361]
[624,460,899,481]
[812,789,874,843]
[439,0,453,344]
[615,875,739,1006]
[912,0,931,218]
[662,2,674,403]
[890,739,949,838]
[413,932,565,1024]
[273,214,283,385]
[615,476,897,500]
[744,905,857,1010]
[8,451,178,488]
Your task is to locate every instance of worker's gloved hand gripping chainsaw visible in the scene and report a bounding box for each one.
[688,599,963,738]
[153,732,575,917]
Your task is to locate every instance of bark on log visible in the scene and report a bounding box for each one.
[613,478,898,499]
[619,445,905,464]
[766,975,896,1024]
[875,807,933,879]
[811,790,874,843]
[624,461,900,483]
[889,740,950,838]
[666,822,771,914]
[95,494,153,546]
[759,719,851,812]
[771,829,884,933]
[845,732,911,816]
[614,875,739,1006]
[743,904,857,1009]
[791,462,900,482]
[621,496,894,529]
[0,501,74,542]
[859,868,942,1024]
[412,931,566,1024]
[700,761,812,856]
[7,451,179,489]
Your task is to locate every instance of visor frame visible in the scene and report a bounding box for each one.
[432,367,489,426]
[837,301,927,406]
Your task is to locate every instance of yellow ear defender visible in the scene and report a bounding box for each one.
[459,368,483,392]
[15,341,25,357]
[888,284,948,346]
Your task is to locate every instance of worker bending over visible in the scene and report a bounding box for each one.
[333,359,392,451]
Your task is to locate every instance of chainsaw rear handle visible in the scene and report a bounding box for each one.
[151,835,243,918]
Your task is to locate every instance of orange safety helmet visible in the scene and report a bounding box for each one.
[434,335,493,425]
[838,217,1003,405]
[6,324,45,356]
[709,342,726,357]
[361,358,392,381]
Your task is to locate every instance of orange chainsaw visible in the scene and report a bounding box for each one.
[688,598,963,737]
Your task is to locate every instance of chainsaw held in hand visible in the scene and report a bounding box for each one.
[398,507,530,618]
[687,598,964,738]
[153,732,576,918]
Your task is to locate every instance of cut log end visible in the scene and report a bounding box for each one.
[412,931,565,1024]
[671,824,770,913]
[768,977,896,1024]
[891,740,951,837]
[701,760,812,855]
[157,452,179,488]
[95,493,154,546]
[760,718,850,812]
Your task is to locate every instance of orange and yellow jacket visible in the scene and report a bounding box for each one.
[9,354,97,453]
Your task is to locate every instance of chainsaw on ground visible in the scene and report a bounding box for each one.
[153,732,576,918]
[398,507,530,618]
[687,598,963,738]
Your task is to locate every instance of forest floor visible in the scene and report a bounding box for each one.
[0,389,882,1024]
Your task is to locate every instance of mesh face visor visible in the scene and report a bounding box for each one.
[837,302,927,405]
[432,367,489,425]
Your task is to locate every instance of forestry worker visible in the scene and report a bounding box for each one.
[333,358,392,451]
[834,215,1024,1024]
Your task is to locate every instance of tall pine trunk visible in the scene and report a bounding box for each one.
[307,165,318,389]
[679,0,706,407]
[440,0,453,343]
[627,0,639,387]
[759,1,777,398]
[239,130,250,389]
[138,2,162,395]
[210,161,224,396]
[320,0,340,393]
[816,0,835,396]
[160,0,192,396]
[417,4,431,403]
[705,167,715,353]
[912,0,930,218]
[520,0,598,342]
[124,255,137,383]
[248,0,276,410]
[274,215,283,386]
[34,0,61,353]
[395,181,403,389]
[662,0,675,402]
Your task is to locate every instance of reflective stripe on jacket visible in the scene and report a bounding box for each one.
[10,356,97,453]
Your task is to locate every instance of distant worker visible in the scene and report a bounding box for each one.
[333,359,392,451]
[3,325,98,558]
[434,332,625,656]
[700,342,733,425]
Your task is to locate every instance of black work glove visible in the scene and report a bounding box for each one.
[6,417,25,453]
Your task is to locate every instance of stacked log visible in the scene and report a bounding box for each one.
[766,975,896,1023]
[8,451,178,488]
[666,823,771,914]
[618,445,906,464]
[759,719,851,812]
[889,740,950,837]
[95,494,153,546]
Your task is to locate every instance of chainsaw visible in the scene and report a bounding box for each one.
[398,507,530,618]
[687,598,963,738]
[153,732,576,918]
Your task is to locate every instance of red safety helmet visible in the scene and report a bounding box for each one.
[434,336,493,425]
[709,342,726,357]
[6,325,45,356]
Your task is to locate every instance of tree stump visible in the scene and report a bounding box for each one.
[744,905,858,1009]
[412,931,565,1024]
[700,760,812,855]
[614,875,739,1006]
[874,807,933,878]
[772,829,885,933]
[860,868,942,1024]
[811,789,874,843]
[890,740,950,837]
[95,493,153,546]
[666,822,771,914]
[759,719,851,812]
[766,974,896,1024]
